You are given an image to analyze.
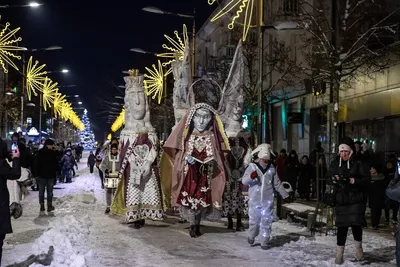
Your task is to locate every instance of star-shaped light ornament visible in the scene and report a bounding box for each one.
[111,109,125,132]
[157,24,188,67]
[26,56,47,101]
[53,93,66,118]
[0,22,25,73]
[144,60,173,104]
[40,77,59,111]
[208,0,255,41]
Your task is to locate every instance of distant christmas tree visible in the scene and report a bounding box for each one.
[79,109,96,149]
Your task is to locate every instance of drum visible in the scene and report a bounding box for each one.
[104,172,119,189]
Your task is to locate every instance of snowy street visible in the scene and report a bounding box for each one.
[2,159,397,267]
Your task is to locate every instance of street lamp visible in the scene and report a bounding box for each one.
[142,6,196,76]
[47,68,69,74]
[0,2,43,8]
[129,48,156,55]
[28,2,42,8]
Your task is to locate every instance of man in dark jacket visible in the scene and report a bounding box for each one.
[0,138,21,266]
[35,139,59,212]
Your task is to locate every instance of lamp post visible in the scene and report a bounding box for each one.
[0,2,43,8]
[142,6,196,76]
[257,0,264,145]
[20,46,63,127]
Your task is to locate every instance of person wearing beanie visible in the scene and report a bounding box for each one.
[326,137,370,264]
[34,139,59,212]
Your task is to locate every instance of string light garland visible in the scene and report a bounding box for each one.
[26,56,47,100]
[0,22,25,73]
[208,0,255,41]
[157,24,188,67]
[144,60,172,104]
[111,108,125,132]
[39,77,58,111]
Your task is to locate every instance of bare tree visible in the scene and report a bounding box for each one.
[212,29,302,142]
[299,0,400,151]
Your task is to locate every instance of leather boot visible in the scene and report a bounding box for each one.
[236,214,245,231]
[47,203,55,212]
[189,225,197,238]
[227,215,234,230]
[40,203,45,212]
[355,241,364,261]
[335,246,345,265]
[195,224,202,237]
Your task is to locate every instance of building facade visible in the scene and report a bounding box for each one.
[196,0,400,159]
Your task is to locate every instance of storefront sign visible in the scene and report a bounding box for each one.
[27,127,39,136]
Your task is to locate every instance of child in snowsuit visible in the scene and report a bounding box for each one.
[242,143,290,249]
[60,148,77,183]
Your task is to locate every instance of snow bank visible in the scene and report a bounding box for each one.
[31,215,92,267]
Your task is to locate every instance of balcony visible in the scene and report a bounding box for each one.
[276,0,300,18]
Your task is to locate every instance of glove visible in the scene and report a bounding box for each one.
[105,169,109,175]
[187,156,196,165]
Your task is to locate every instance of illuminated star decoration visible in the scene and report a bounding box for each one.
[157,24,188,67]
[39,77,59,111]
[208,0,255,41]
[52,93,66,118]
[26,56,47,100]
[0,22,25,73]
[111,108,125,132]
[144,60,172,104]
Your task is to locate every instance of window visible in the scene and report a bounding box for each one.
[283,0,299,15]
[226,46,235,58]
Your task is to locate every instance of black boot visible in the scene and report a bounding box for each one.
[40,203,45,212]
[236,214,245,231]
[105,207,110,214]
[47,203,55,212]
[195,224,202,237]
[189,225,197,238]
[227,215,234,230]
[134,221,141,229]
[140,219,145,226]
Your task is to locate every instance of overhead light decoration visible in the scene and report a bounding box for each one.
[111,109,125,132]
[157,24,188,67]
[40,77,58,111]
[208,0,255,41]
[144,60,172,104]
[0,22,25,73]
[26,56,47,100]
[53,93,66,118]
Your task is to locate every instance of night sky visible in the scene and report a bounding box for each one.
[2,0,215,139]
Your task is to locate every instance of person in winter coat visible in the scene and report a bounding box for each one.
[242,144,290,250]
[35,139,59,212]
[60,148,78,183]
[0,140,20,266]
[88,151,96,174]
[285,150,299,198]
[326,137,370,265]
[386,162,400,266]
[384,160,399,223]
[298,155,312,200]
[368,164,387,229]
